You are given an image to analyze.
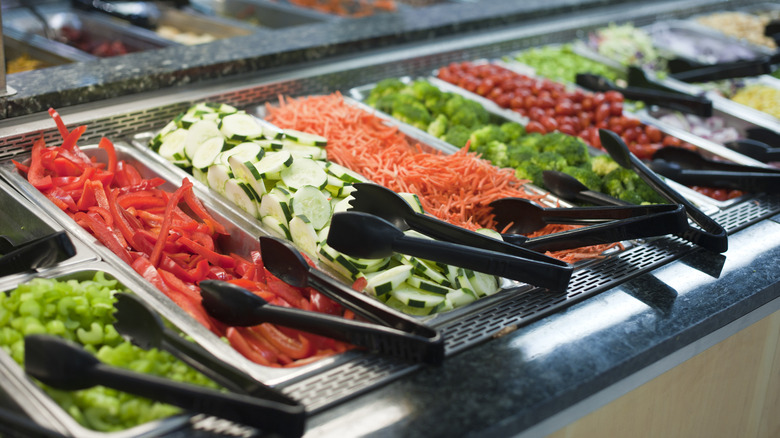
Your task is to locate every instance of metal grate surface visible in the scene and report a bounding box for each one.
[1,0,774,414]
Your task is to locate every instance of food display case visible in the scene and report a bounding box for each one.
[1,0,780,437]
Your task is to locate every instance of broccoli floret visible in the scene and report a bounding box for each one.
[443,95,467,117]
[513,133,545,151]
[634,181,665,204]
[532,151,568,172]
[591,154,621,176]
[500,122,526,142]
[561,165,602,192]
[367,78,406,105]
[468,125,508,154]
[406,80,443,103]
[540,133,590,167]
[427,114,449,138]
[515,161,544,186]
[425,94,449,116]
[391,100,432,130]
[485,140,509,167]
[443,125,473,148]
[443,97,490,129]
[602,167,664,204]
[507,145,538,168]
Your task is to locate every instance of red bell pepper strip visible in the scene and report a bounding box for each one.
[116,177,165,194]
[46,187,78,212]
[48,108,69,139]
[310,290,342,316]
[74,211,133,264]
[149,179,192,267]
[226,328,275,367]
[115,161,143,187]
[108,187,137,246]
[12,160,29,174]
[265,273,305,308]
[60,167,95,192]
[61,125,87,151]
[255,323,311,360]
[177,235,236,269]
[182,188,227,235]
[53,156,83,176]
[28,135,53,190]
[98,137,117,175]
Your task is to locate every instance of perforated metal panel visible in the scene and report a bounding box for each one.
[1,0,775,414]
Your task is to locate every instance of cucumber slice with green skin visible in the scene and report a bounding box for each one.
[255,151,293,180]
[365,264,413,298]
[208,103,238,115]
[228,155,267,201]
[399,192,424,214]
[384,296,437,316]
[256,139,284,151]
[256,118,285,140]
[467,269,500,297]
[291,185,331,231]
[283,129,327,146]
[262,216,291,240]
[225,179,259,218]
[151,121,178,152]
[282,141,328,160]
[207,164,232,194]
[325,162,367,183]
[454,269,478,298]
[224,142,265,163]
[192,167,207,185]
[259,189,292,224]
[475,228,503,240]
[220,113,264,141]
[192,137,226,170]
[407,257,450,286]
[178,113,202,129]
[281,158,329,190]
[446,288,476,308]
[391,284,447,309]
[185,119,222,160]
[290,215,319,257]
[318,244,362,280]
[407,275,454,295]
[157,129,189,162]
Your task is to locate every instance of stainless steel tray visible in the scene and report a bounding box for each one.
[0,176,98,291]
[150,5,255,44]
[188,0,329,28]
[0,262,233,438]
[4,32,75,73]
[0,142,365,387]
[3,4,175,57]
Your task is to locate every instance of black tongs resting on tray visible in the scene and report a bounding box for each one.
[200,236,445,365]
[337,183,573,291]
[599,129,728,253]
[667,54,779,83]
[0,231,76,276]
[489,198,688,252]
[648,146,780,194]
[24,334,306,438]
[575,73,713,117]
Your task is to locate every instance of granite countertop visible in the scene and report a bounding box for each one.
[2,0,628,119]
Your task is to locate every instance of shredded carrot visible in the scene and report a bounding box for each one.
[266,93,618,262]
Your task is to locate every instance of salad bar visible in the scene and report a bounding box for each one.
[1,0,780,436]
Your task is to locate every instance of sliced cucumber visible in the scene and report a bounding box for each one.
[291,185,331,231]
[399,192,424,214]
[318,244,362,280]
[282,141,328,160]
[208,103,237,115]
[224,142,264,163]
[283,129,327,146]
[157,128,189,162]
[289,215,319,257]
[365,264,413,298]
[262,215,291,240]
[476,228,503,241]
[184,119,222,160]
[468,269,500,297]
[408,257,450,286]
[384,296,436,316]
[326,162,366,184]
[281,158,328,190]
[220,113,263,142]
[446,288,476,307]
[391,284,446,309]
[256,118,284,140]
[255,139,284,151]
[228,155,267,200]
[225,179,258,218]
[407,275,453,295]
[255,151,293,180]
[192,167,207,185]
[454,269,478,298]
[323,175,346,197]
[259,189,292,224]
[178,113,201,129]
[191,137,226,170]
[206,164,232,194]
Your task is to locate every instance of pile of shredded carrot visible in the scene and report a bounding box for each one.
[285,0,396,17]
[265,92,618,263]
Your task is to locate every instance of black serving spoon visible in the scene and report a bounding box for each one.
[24,335,306,438]
[259,236,440,337]
[541,170,631,206]
[327,211,572,291]
[668,56,773,82]
[648,160,780,193]
[599,129,728,253]
[727,138,780,162]
[652,146,780,173]
[199,280,445,365]
[576,73,713,117]
[113,293,298,405]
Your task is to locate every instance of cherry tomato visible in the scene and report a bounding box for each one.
[525,121,546,134]
[645,125,663,143]
[595,103,611,123]
[555,101,574,116]
[663,135,682,147]
[605,90,624,103]
[610,101,624,116]
[540,116,558,132]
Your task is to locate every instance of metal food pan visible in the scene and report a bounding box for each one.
[4,33,74,74]
[0,262,245,438]
[0,176,98,291]
[188,0,329,28]
[260,0,408,19]
[0,142,368,388]
[3,5,175,57]
[150,5,255,44]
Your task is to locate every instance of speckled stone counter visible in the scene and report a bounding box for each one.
[3,0,630,119]
[299,215,780,437]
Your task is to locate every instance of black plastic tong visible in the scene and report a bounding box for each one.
[489,198,688,252]
[575,73,713,117]
[599,129,728,253]
[0,231,76,276]
[201,237,445,365]
[667,55,777,82]
[649,146,780,193]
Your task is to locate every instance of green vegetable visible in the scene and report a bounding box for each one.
[590,154,621,176]
[602,167,665,204]
[561,165,602,192]
[511,43,625,83]
[0,273,218,432]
